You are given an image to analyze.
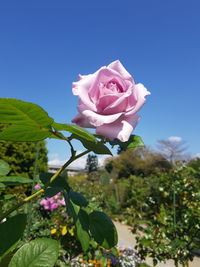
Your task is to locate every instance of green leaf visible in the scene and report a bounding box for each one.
[73,135,112,155]
[76,209,90,252]
[0,183,5,188]
[0,98,53,127]
[89,211,118,249]
[4,194,15,200]
[125,135,144,149]
[8,238,59,267]
[69,190,88,207]
[110,135,144,150]
[53,122,97,143]
[43,187,63,198]
[84,141,112,155]
[0,160,11,176]
[39,173,69,191]
[0,125,51,142]
[0,176,33,185]
[63,192,80,222]
[0,214,27,259]
[63,192,90,251]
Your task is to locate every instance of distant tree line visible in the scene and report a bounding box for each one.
[0,124,48,178]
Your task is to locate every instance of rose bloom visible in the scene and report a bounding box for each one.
[72,60,150,142]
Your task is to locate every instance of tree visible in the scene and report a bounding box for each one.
[157,138,188,165]
[187,157,200,171]
[105,147,172,179]
[85,154,98,174]
[0,124,48,177]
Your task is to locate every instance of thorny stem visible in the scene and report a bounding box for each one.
[0,149,90,222]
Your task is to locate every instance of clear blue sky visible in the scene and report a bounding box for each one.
[0,0,200,164]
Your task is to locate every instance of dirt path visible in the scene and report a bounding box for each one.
[114,221,200,267]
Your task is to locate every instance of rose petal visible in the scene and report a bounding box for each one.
[72,73,97,111]
[126,83,150,115]
[108,60,134,82]
[72,113,95,128]
[102,86,135,115]
[97,94,120,112]
[96,113,140,142]
[81,109,123,127]
[88,67,129,102]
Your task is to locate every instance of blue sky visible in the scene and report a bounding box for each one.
[0,0,200,167]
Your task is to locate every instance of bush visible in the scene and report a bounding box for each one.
[131,166,200,266]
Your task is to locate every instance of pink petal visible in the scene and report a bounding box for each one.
[50,203,58,211]
[72,113,95,128]
[88,67,129,102]
[108,60,134,82]
[40,199,47,206]
[81,110,123,127]
[97,94,120,112]
[126,83,150,116]
[34,184,41,190]
[72,73,97,111]
[102,86,134,115]
[96,113,140,142]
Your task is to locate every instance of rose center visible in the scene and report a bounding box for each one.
[106,80,123,93]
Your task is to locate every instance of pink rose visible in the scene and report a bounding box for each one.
[72,60,150,142]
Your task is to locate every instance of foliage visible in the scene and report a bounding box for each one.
[132,166,200,266]
[0,98,129,266]
[0,124,48,178]
[113,135,145,154]
[187,157,200,171]
[85,154,98,175]
[68,162,200,266]
[105,147,172,179]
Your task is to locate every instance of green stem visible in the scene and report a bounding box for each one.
[173,187,176,230]
[0,149,90,222]
[25,141,41,238]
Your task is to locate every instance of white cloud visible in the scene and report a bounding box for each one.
[48,158,66,166]
[69,154,111,169]
[48,152,111,169]
[168,136,182,142]
[68,156,87,169]
[194,153,200,159]
[48,153,66,166]
[98,155,112,166]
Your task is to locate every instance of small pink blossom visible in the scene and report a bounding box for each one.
[34,184,41,190]
[40,192,66,211]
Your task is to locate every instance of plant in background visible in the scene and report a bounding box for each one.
[85,154,99,182]
[0,124,48,178]
[105,147,172,180]
[0,61,149,266]
[132,166,200,267]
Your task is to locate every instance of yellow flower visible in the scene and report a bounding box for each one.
[51,228,57,234]
[61,226,67,236]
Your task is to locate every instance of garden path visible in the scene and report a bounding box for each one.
[114,221,200,267]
